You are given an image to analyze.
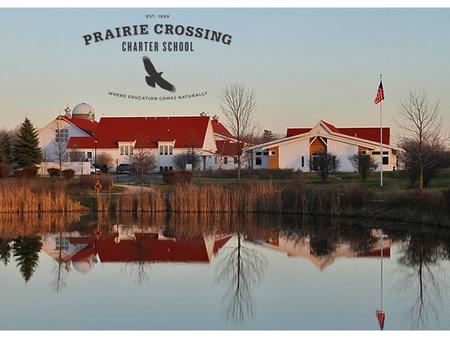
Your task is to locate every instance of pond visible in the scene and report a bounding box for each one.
[0,212,449,330]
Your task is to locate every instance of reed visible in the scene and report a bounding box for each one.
[0,180,86,213]
[112,182,371,216]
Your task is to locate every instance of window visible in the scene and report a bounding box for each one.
[55,237,69,251]
[159,166,163,172]
[270,151,276,156]
[255,157,262,165]
[169,166,173,171]
[214,157,218,164]
[87,152,92,159]
[159,144,173,156]
[234,157,238,164]
[120,145,133,156]
[301,156,304,167]
[224,157,228,164]
[361,150,367,155]
[255,151,262,156]
[382,156,389,165]
[263,150,269,156]
[55,128,69,143]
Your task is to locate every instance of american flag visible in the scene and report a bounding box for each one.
[374,81,384,104]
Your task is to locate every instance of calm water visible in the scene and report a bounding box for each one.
[0,213,449,330]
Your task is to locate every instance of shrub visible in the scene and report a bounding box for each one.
[97,153,114,173]
[386,190,446,211]
[0,163,11,178]
[163,170,192,184]
[14,166,38,178]
[61,169,75,180]
[47,168,61,177]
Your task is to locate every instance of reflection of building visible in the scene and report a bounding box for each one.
[253,235,391,270]
[42,229,232,273]
[41,231,97,273]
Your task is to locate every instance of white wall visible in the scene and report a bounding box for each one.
[39,118,89,162]
[278,139,309,171]
[327,139,358,172]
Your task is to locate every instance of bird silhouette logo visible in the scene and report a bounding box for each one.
[142,56,176,93]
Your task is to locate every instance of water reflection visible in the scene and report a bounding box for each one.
[0,213,449,329]
[216,232,267,325]
[395,231,448,329]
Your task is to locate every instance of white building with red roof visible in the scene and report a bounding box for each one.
[246,120,400,172]
[38,103,243,172]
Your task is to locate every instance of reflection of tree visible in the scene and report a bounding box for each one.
[12,235,42,282]
[215,233,267,326]
[123,228,152,286]
[396,234,443,329]
[51,231,68,293]
[0,238,12,266]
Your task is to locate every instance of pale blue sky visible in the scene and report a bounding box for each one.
[1,8,449,143]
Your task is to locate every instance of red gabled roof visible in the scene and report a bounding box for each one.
[67,116,210,149]
[59,115,98,136]
[211,119,234,138]
[215,140,244,156]
[286,120,390,146]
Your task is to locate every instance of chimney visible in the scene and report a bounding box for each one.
[212,115,219,121]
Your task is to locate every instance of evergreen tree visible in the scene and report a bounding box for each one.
[12,235,42,282]
[13,118,42,168]
[0,238,12,266]
[0,131,13,164]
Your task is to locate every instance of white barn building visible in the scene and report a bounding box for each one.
[246,120,399,172]
[38,103,242,173]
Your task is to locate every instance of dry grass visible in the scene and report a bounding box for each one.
[0,180,86,213]
[111,182,371,216]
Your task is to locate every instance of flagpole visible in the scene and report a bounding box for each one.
[379,74,383,188]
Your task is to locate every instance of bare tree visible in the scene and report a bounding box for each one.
[310,150,341,180]
[399,89,447,191]
[221,83,256,180]
[349,153,378,181]
[128,148,156,186]
[174,147,201,170]
[52,121,68,172]
[97,152,114,173]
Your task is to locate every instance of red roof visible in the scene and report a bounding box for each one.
[286,120,390,145]
[68,233,231,264]
[67,136,95,149]
[211,119,234,138]
[60,115,98,136]
[286,128,311,137]
[67,116,210,149]
[215,140,244,156]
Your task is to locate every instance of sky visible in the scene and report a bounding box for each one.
[0,8,449,144]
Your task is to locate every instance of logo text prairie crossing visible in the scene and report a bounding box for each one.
[83,24,232,46]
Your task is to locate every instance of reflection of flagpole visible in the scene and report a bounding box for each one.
[381,229,383,310]
[379,74,383,188]
[376,229,386,330]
